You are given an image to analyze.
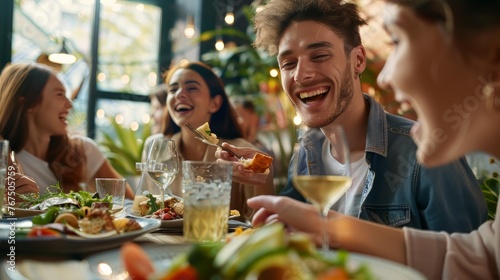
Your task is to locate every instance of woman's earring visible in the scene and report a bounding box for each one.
[483,82,500,111]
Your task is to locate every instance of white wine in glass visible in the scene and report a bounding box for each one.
[146,139,179,210]
[292,125,352,254]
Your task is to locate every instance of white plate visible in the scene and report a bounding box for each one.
[2,207,46,218]
[83,243,426,280]
[124,206,183,228]
[124,206,242,229]
[0,217,161,256]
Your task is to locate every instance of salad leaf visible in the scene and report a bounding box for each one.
[146,193,159,214]
[32,207,60,225]
[18,182,112,209]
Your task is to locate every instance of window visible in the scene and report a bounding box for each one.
[9,0,173,140]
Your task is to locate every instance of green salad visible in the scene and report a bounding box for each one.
[157,223,373,280]
[18,183,113,225]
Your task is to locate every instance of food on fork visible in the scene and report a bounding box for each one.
[196,122,219,144]
[239,152,273,173]
[196,122,272,173]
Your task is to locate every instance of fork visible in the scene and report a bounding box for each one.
[184,123,242,158]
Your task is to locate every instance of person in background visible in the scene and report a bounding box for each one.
[0,63,134,198]
[219,0,487,233]
[248,0,500,278]
[232,98,274,157]
[143,61,275,220]
[149,84,168,135]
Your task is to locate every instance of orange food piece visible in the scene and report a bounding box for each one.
[160,265,198,280]
[121,242,155,280]
[27,227,62,238]
[317,267,350,280]
[242,153,273,173]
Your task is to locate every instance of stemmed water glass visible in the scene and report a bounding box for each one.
[292,126,352,254]
[145,139,179,210]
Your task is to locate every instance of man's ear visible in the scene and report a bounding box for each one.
[352,45,367,76]
[209,95,222,113]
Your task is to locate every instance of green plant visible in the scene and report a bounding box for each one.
[198,6,279,100]
[99,117,152,176]
[480,159,499,220]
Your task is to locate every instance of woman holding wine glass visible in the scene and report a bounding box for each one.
[142,61,275,220]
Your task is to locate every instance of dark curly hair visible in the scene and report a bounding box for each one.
[253,0,366,56]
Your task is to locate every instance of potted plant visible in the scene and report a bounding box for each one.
[99,117,152,191]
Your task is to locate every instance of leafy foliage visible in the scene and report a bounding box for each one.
[99,117,152,176]
[476,158,499,220]
[18,182,112,209]
[481,176,499,220]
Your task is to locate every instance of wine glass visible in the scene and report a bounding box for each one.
[292,125,352,254]
[145,139,179,210]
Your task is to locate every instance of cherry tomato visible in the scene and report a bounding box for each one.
[317,267,350,280]
[161,213,173,220]
[27,227,62,238]
[121,242,155,280]
[160,265,198,280]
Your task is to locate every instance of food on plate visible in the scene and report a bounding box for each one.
[78,206,118,234]
[54,212,79,228]
[129,223,373,279]
[137,195,182,216]
[113,218,143,233]
[239,152,273,173]
[196,122,219,144]
[17,182,112,211]
[27,227,62,238]
[151,207,183,221]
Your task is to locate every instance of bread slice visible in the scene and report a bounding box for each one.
[196,122,219,144]
[240,152,273,173]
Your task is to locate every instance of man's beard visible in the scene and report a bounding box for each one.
[309,62,355,128]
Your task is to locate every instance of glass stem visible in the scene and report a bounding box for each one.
[160,187,165,210]
[320,208,329,254]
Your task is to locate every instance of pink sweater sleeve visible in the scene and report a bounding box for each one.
[404,203,500,280]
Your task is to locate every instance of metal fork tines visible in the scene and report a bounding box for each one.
[184,123,241,158]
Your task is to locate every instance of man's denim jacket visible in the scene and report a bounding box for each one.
[280,95,487,233]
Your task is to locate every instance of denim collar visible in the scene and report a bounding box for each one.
[363,94,388,157]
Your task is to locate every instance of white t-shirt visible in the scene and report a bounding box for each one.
[322,139,369,217]
[16,135,105,194]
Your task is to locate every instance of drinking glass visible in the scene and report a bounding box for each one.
[292,126,352,253]
[0,140,8,218]
[182,161,232,242]
[96,178,126,212]
[145,139,179,209]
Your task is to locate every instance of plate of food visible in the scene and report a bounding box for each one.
[125,194,242,229]
[2,207,45,218]
[84,223,425,280]
[3,184,113,218]
[0,208,161,256]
